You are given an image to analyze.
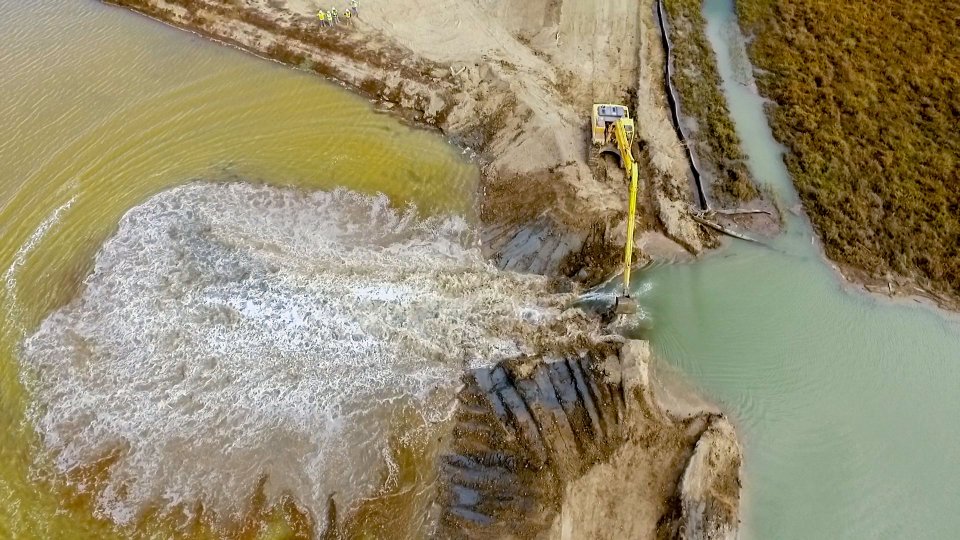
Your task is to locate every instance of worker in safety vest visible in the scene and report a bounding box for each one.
[350,0,359,16]
[326,10,334,24]
[331,7,339,24]
[317,10,326,26]
[343,9,352,22]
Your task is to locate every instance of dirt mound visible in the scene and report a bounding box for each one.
[433,340,741,539]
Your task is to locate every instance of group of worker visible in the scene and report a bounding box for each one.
[318,0,358,26]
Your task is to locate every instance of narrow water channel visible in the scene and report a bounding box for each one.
[636,0,960,537]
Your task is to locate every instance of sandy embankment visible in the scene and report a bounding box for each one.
[108,0,716,282]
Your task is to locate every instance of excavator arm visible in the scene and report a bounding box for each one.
[612,119,637,173]
[611,119,640,315]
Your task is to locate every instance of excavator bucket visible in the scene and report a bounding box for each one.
[613,295,638,315]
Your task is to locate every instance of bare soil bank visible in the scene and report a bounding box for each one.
[736,0,960,311]
[105,0,738,284]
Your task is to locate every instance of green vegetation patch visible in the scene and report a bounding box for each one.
[663,0,758,204]
[737,0,959,297]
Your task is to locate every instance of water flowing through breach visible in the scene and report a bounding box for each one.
[19,182,596,530]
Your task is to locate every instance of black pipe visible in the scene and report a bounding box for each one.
[656,0,710,211]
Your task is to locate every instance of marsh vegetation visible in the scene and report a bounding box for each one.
[737,0,959,300]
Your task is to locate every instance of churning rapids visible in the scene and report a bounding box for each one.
[18,182,598,530]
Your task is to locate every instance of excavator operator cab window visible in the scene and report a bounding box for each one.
[598,105,626,118]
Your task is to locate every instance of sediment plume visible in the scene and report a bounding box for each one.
[19,182,600,530]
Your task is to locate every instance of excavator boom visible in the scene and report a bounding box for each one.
[615,160,639,315]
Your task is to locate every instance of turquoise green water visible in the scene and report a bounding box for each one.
[636,0,960,537]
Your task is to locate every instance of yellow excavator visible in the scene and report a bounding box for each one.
[592,104,640,315]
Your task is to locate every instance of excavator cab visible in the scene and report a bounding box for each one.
[593,104,638,170]
[592,103,631,145]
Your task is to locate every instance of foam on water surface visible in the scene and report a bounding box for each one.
[20,182,592,530]
[3,195,76,332]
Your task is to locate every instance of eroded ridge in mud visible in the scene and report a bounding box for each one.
[435,341,742,539]
[438,344,626,537]
[19,182,600,531]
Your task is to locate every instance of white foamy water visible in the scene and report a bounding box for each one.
[20,182,594,529]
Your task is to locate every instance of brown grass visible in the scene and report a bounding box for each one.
[737,0,960,297]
